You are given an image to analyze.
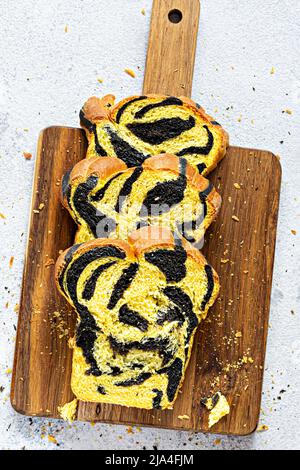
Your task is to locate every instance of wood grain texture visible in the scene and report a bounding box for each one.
[143,0,200,96]
[11,0,282,435]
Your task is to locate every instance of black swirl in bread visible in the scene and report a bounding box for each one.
[55,227,219,409]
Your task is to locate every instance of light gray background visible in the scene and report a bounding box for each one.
[0,0,299,450]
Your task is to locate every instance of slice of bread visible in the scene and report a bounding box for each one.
[80,94,229,176]
[62,154,221,245]
[55,227,219,409]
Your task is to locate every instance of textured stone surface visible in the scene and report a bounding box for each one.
[0,0,299,450]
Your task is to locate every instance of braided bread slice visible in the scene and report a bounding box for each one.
[55,227,219,409]
[80,94,229,176]
[61,154,221,245]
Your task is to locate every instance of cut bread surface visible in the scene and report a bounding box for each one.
[80,94,229,176]
[55,227,219,409]
[62,154,221,245]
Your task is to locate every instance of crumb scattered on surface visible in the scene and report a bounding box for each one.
[48,435,58,444]
[232,215,240,222]
[23,152,32,160]
[178,415,190,420]
[9,256,14,268]
[291,229,297,235]
[124,68,136,78]
[257,424,269,432]
[141,8,146,15]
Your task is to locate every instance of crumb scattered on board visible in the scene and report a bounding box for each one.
[178,415,190,420]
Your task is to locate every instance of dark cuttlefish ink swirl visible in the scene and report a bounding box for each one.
[118,304,149,332]
[61,246,126,376]
[127,116,195,145]
[134,97,183,119]
[144,246,187,283]
[106,127,148,167]
[109,336,175,367]
[107,263,139,309]
[176,125,214,157]
[141,159,187,215]
[115,373,152,387]
[73,175,115,238]
[201,265,214,311]
[115,167,143,212]
[152,389,163,409]
[158,358,183,402]
[82,261,117,300]
[163,286,198,345]
[115,96,147,123]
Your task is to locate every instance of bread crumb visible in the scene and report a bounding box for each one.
[141,8,146,15]
[235,331,242,338]
[270,67,275,74]
[291,229,297,235]
[64,25,68,33]
[124,68,136,78]
[233,183,241,189]
[58,398,78,422]
[5,368,12,374]
[232,215,240,222]
[9,256,14,268]
[201,392,230,428]
[178,415,190,420]
[221,258,230,264]
[45,259,55,267]
[214,438,221,445]
[39,203,45,211]
[97,78,103,84]
[48,435,58,444]
[257,424,269,432]
[0,212,6,219]
[284,109,292,115]
[23,152,32,160]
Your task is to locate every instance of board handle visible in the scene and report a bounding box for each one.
[143,0,200,97]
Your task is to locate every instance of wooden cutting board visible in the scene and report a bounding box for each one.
[11,0,281,435]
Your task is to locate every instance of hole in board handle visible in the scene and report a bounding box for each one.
[168,9,183,24]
